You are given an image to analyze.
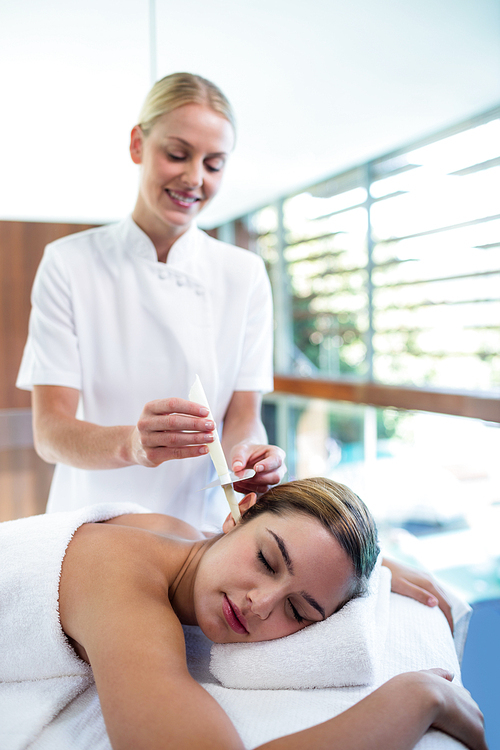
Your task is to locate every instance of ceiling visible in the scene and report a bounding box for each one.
[1,0,499,229]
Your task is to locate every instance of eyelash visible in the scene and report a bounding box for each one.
[289,601,304,624]
[257,551,304,624]
[167,153,222,172]
[258,550,274,573]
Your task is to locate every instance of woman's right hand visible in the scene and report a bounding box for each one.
[421,668,488,750]
[130,398,215,467]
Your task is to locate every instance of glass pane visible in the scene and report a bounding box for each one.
[370,115,500,391]
[283,186,369,378]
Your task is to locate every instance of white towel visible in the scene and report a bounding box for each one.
[0,502,150,750]
[210,556,391,689]
[209,559,471,691]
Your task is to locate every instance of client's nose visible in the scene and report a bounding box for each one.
[247,587,278,620]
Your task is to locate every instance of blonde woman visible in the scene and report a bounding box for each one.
[17,73,285,528]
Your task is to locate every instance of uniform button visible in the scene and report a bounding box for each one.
[159,269,168,279]
[177,277,185,286]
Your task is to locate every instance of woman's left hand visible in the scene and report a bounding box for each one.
[382,557,454,633]
[230,443,286,495]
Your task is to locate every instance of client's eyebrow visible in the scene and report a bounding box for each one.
[267,529,294,573]
[266,529,326,620]
[301,591,326,620]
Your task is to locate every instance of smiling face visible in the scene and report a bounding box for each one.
[193,511,356,644]
[130,102,235,247]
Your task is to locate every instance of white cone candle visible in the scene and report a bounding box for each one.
[189,375,241,522]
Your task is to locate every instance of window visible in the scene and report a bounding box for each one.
[248,108,500,393]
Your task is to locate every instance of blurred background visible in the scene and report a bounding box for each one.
[1,1,499,744]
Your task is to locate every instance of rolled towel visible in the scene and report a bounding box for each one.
[210,555,391,689]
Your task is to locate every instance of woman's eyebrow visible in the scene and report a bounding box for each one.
[167,136,228,157]
[301,591,326,619]
[266,529,326,619]
[267,529,293,573]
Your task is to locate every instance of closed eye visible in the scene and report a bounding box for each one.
[204,159,224,173]
[288,599,304,624]
[257,550,275,574]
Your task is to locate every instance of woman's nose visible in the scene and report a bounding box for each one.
[181,158,203,188]
[247,587,278,620]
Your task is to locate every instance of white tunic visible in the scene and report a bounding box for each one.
[17,217,274,529]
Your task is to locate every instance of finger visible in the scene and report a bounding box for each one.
[138,413,215,435]
[140,430,215,449]
[230,448,252,473]
[231,445,271,470]
[253,455,283,474]
[390,576,441,607]
[145,397,211,418]
[250,447,286,474]
[423,668,454,682]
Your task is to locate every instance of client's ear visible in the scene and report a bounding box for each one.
[222,493,257,533]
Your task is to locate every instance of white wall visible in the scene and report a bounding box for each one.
[1,0,499,228]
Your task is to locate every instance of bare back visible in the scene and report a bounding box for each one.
[58,514,242,750]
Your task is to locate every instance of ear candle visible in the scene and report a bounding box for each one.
[189,375,241,523]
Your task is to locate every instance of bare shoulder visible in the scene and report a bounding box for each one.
[59,523,189,662]
[61,521,187,604]
[104,512,206,540]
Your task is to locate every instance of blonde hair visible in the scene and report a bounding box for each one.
[242,477,379,603]
[137,72,235,136]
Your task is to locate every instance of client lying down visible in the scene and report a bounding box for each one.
[1,478,486,750]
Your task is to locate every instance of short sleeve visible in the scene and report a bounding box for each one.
[233,256,274,394]
[16,244,82,391]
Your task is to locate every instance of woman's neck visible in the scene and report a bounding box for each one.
[131,206,191,263]
[169,536,220,626]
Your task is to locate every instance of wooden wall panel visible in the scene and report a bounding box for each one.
[0,220,97,409]
[0,447,54,521]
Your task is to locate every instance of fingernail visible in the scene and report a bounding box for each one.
[199,407,209,417]
[255,464,264,472]
[199,446,209,454]
[205,422,214,430]
[428,596,438,607]
[233,461,243,469]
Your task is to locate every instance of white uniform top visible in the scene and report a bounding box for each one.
[17,217,274,530]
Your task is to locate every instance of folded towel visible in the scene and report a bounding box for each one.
[0,502,150,750]
[210,555,392,689]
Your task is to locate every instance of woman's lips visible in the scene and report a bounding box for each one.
[222,595,249,635]
[166,189,200,208]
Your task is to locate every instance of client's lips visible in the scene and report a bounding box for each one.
[222,595,249,635]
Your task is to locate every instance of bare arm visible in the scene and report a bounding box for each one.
[221,391,286,495]
[32,384,215,470]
